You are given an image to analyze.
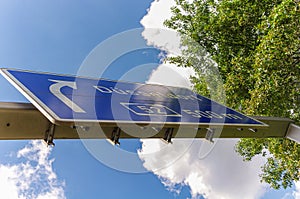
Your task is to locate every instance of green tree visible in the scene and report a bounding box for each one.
[164,0,300,189]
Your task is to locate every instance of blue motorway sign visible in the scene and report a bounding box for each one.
[0,68,266,127]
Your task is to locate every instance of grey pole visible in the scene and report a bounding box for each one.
[286,123,300,144]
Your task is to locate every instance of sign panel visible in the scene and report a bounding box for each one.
[0,68,267,127]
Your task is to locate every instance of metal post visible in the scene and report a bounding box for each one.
[162,128,174,144]
[109,127,121,145]
[44,123,55,146]
[205,128,215,143]
[286,123,300,144]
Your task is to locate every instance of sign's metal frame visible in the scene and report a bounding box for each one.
[286,124,300,143]
[0,101,297,142]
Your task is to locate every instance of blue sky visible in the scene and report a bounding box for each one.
[0,1,298,199]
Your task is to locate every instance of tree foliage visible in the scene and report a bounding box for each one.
[164,0,300,189]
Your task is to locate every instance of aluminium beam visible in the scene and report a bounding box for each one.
[286,123,300,144]
[0,102,296,141]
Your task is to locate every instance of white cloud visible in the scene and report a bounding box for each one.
[140,0,268,198]
[141,0,195,89]
[141,0,175,29]
[140,0,182,57]
[293,181,300,199]
[146,62,194,88]
[0,141,66,199]
[281,181,300,199]
[139,139,267,199]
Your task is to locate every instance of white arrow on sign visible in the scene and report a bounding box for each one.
[48,79,86,113]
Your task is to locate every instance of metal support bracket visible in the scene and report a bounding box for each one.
[109,127,121,145]
[205,128,215,143]
[44,123,55,146]
[162,128,174,144]
[286,123,300,144]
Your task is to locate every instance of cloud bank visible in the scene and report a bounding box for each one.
[0,141,66,199]
[294,181,300,199]
[139,139,267,199]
